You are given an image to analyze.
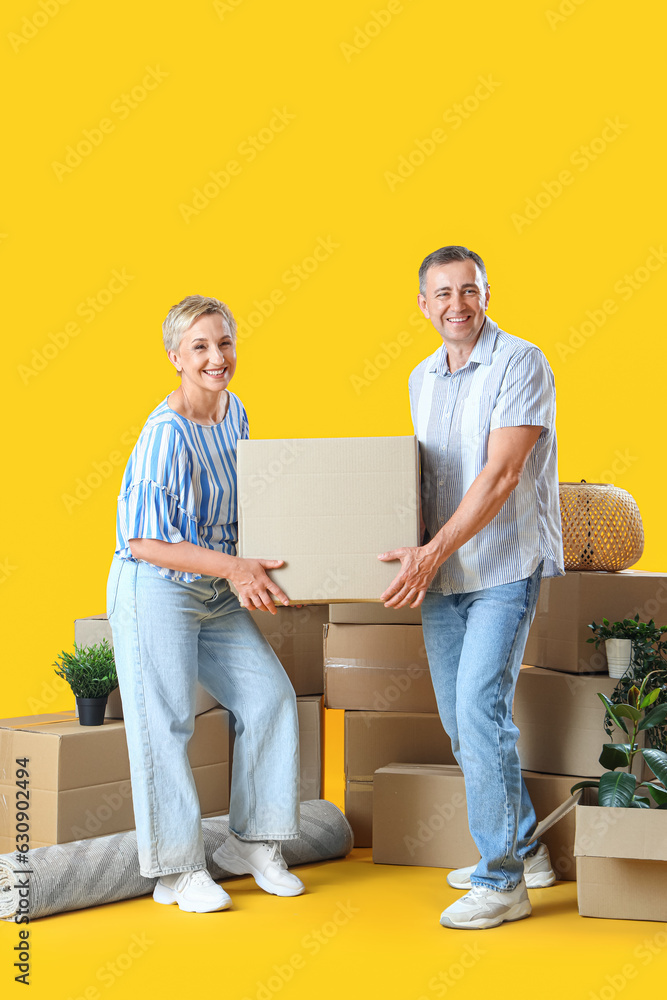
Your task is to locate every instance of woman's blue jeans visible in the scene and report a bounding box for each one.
[420,563,543,891]
[107,556,300,878]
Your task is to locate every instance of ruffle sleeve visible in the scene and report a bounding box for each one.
[115,421,202,581]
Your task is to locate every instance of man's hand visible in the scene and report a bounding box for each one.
[378,546,441,608]
[226,558,290,614]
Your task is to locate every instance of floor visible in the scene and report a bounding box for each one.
[2,710,665,999]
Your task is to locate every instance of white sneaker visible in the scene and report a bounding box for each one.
[446,843,556,890]
[440,880,531,930]
[153,868,232,912]
[213,834,305,897]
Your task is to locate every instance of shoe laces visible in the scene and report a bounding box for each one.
[188,869,214,887]
[261,842,287,869]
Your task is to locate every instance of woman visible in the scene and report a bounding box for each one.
[107,295,303,913]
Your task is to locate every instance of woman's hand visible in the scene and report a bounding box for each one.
[226,557,290,614]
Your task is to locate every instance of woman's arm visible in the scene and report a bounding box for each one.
[128,538,289,613]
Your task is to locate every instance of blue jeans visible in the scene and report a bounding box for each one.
[107,555,300,877]
[420,564,543,891]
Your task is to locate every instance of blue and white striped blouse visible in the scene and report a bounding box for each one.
[115,392,249,581]
[409,317,564,595]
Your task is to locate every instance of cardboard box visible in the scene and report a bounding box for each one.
[345,780,373,848]
[372,763,587,879]
[249,605,328,695]
[329,604,422,626]
[0,708,230,850]
[514,666,646,778]
[574,804,667,920]
[237,436,420,603]
[75,615,220,719]
[324,624,436,712]
[524,570,667,674]
[345,711,454,782]
[296,695,324,801]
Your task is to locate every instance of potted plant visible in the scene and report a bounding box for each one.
[587,614,667,680]
[570,676,667,921]
[53,639,118,726]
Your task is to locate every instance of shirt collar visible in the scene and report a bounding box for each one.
[428,317,499,375]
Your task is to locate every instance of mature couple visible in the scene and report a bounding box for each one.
[108,245,564,929]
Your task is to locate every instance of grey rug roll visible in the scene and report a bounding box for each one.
[0,799,353,921]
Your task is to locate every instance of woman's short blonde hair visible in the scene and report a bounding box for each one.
[162,295,237,353]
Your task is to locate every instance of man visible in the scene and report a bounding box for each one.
[378,245,564,930]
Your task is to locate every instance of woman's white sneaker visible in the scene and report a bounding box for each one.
[446,844,556,890]
[440,880,532,930]
[153,869,232,912]
[213,834,305,897]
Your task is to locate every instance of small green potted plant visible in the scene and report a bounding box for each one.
[53,639,118,726]
[587,614,667,679]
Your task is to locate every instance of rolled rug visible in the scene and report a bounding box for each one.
[0,799,353,921]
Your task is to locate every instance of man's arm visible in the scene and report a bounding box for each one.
[378,424,542,608]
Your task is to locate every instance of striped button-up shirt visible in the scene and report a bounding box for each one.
[408,317,564,595]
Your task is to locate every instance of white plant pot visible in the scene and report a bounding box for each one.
[605,638,633,678]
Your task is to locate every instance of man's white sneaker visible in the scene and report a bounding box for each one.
[440,880,532,930]
[213,834,305,897]
[446,843,556,890]
[153,868,232,912]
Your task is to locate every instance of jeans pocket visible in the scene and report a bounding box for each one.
[106,558,123,618]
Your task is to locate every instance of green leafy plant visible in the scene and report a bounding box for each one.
[571,674,667,808]
[54,640,118,699]
[588,615,667,752]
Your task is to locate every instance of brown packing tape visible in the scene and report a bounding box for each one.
[0,713,76,730]
[526,789,582,845]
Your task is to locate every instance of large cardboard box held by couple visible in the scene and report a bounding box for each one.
[524,570,667,674]
[344,712,455,847]
[0,708,231,853]
[372,764,589,880]
[575,804,667,922]
[324,624,436,713]
[238,436,421,603]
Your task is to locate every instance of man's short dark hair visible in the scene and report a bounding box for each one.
[418,245,488,295]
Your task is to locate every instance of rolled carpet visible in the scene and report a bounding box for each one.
[0,799,353,921]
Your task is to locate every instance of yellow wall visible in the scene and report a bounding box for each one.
[4,0,664,716]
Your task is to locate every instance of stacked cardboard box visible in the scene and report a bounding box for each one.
[0,708,231,852]
[325,604,452,846]
[0,694,323,854]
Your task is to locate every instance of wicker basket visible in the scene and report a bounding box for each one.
[559,481,644,572]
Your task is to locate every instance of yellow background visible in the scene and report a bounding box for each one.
[2,0,666,996]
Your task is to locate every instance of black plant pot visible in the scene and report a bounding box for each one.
[77,696,108,726]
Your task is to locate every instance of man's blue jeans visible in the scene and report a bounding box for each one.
[107,556,300,878]
[420,563,543,891]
